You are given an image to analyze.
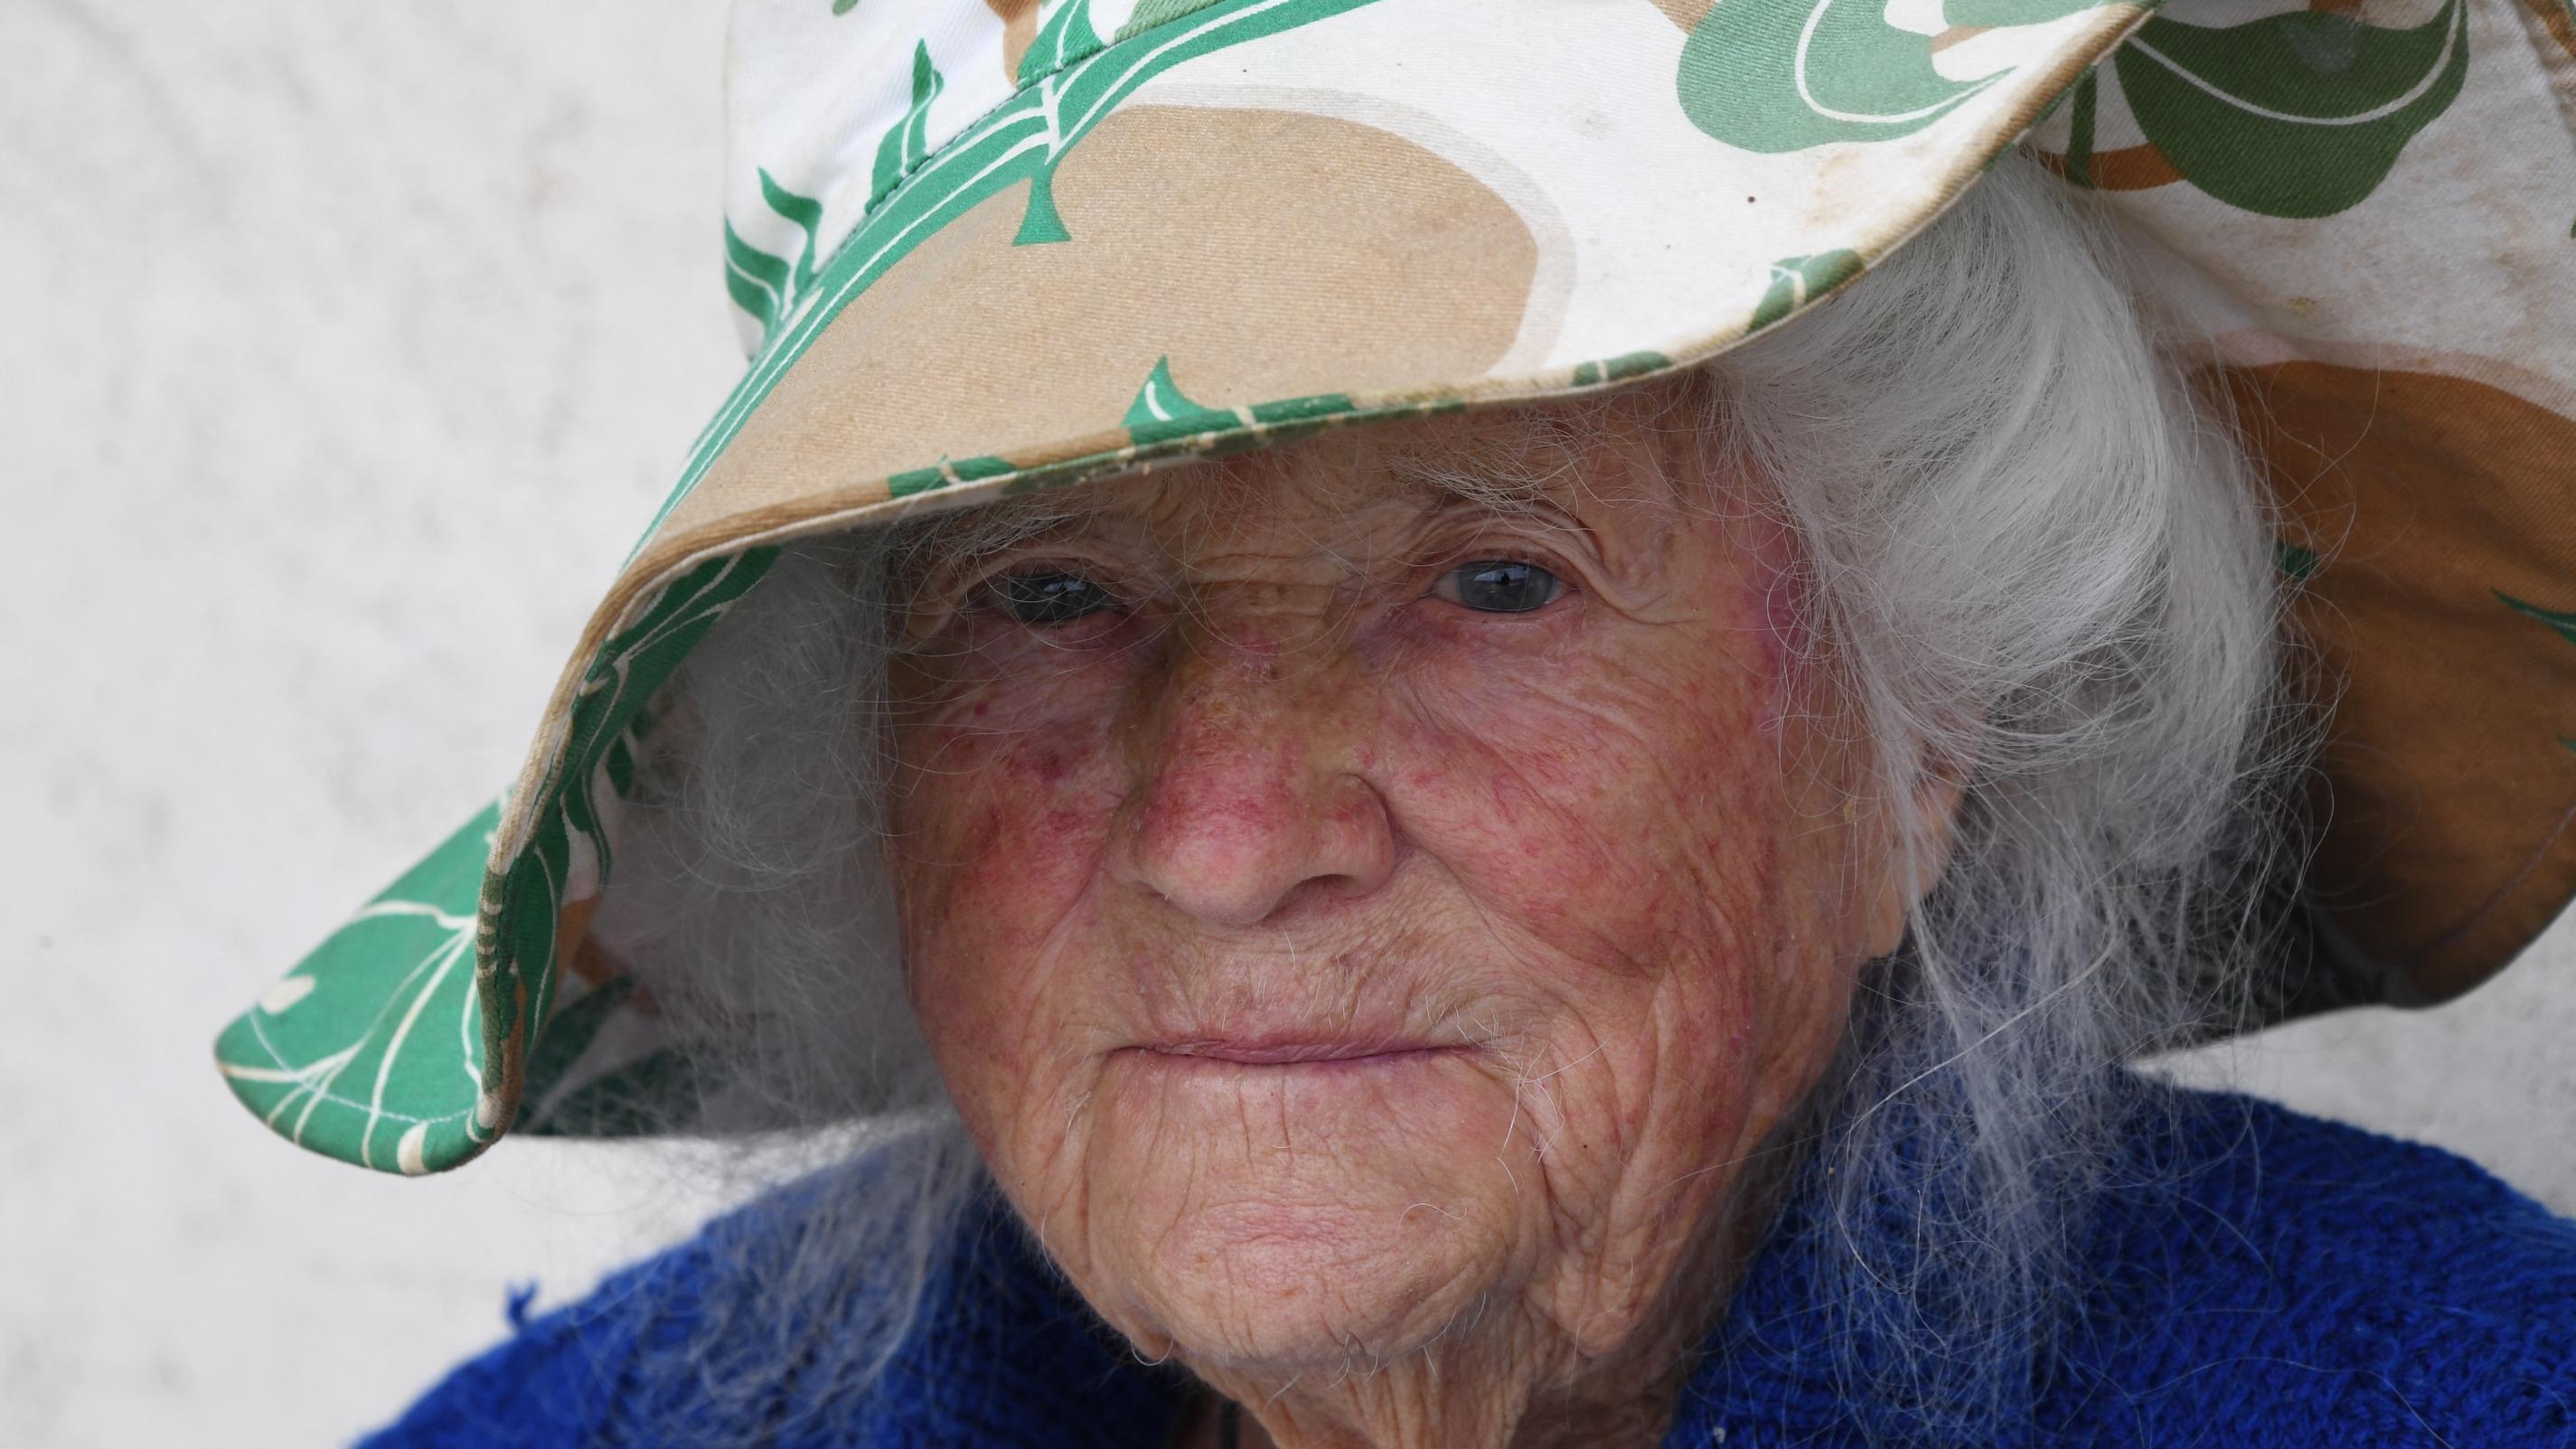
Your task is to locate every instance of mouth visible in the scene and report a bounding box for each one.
[1128,1038,1471,1068]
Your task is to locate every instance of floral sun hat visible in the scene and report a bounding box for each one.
[216,0,2576,1176]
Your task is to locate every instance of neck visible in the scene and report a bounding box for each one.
[1186,1299,1707,1449]
[1170,1135,1821,1449]
[1177,1198,1768,1449]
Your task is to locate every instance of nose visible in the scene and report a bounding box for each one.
[1112,644,1397,929]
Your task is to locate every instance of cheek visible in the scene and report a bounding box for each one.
[889,698,1128,1113]
[1368,569,1852,1133]
[892,633,1138,914]
[1381,628,1788,971]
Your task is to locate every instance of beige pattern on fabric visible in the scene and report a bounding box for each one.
[2230,362,2576,1001]
[986,0,1043,78]
[2516,0,2576,66]
[660,103,1537,546]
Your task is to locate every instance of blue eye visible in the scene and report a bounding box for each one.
[1437,560,1562,614]
[992,571,1119,626]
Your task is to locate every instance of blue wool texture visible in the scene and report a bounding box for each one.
[362,1089,2576,1446]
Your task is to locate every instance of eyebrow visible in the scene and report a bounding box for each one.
[885,486,1114,577]
[887,404,1650,580]
[1382,403,1666,515]
[1383,453,1575,520]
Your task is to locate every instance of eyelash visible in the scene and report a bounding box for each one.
[966,544,1581,631]
[1429,556,1568,615]
[976,564,1130,629]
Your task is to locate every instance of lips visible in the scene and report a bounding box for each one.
[1133,1038,1466,1067]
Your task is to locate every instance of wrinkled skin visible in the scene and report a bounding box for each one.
[886,382,1935,1449]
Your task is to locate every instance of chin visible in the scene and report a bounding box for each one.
[1076,1049,1531,1369]
[1131,1187,1517,1369]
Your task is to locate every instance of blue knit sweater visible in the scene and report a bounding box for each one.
[363,1089,2576,1446]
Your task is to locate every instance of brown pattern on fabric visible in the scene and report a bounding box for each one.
[2517,0,2576,61]
[986,0,1043,78]
[1650,0,1716,31]
[554,895,614,989]
[2222,361,2576,1002]
[2033,142,2185,191]
[664,104,1538,542]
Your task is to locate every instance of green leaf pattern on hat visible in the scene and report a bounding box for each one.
[2111,0,2469,219]
[1749,251,1865,333]
[870,42,949,213]
[1020,0,1109,83]
[215,551,778,1169]
[723,171,825,349]
[2035,0,2476,221]
[215,803,499,1174]
[1119,0,1225,38]
[1678,0,2103,152]
[1123,356,1240,444]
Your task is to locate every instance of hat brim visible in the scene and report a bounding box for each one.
[216,0,2161,1174]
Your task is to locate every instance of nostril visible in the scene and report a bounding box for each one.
[1269,858,1396,918]
[1116,767,1397,930]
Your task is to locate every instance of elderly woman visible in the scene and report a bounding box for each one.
[218,2,2576,1445]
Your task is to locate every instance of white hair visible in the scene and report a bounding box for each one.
[581,150,2308,1442]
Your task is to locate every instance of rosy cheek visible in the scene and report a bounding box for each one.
[900,706,1123,1010]
[1374,621,1791,975]
[1379,713,1642,948]
[935,757,1114,914]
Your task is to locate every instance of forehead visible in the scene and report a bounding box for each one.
[909,378,1725,562]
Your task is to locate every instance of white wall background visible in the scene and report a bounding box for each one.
[2,5,2568,1446]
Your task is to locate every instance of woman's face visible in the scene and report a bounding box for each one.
[885,389,1916,1417]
